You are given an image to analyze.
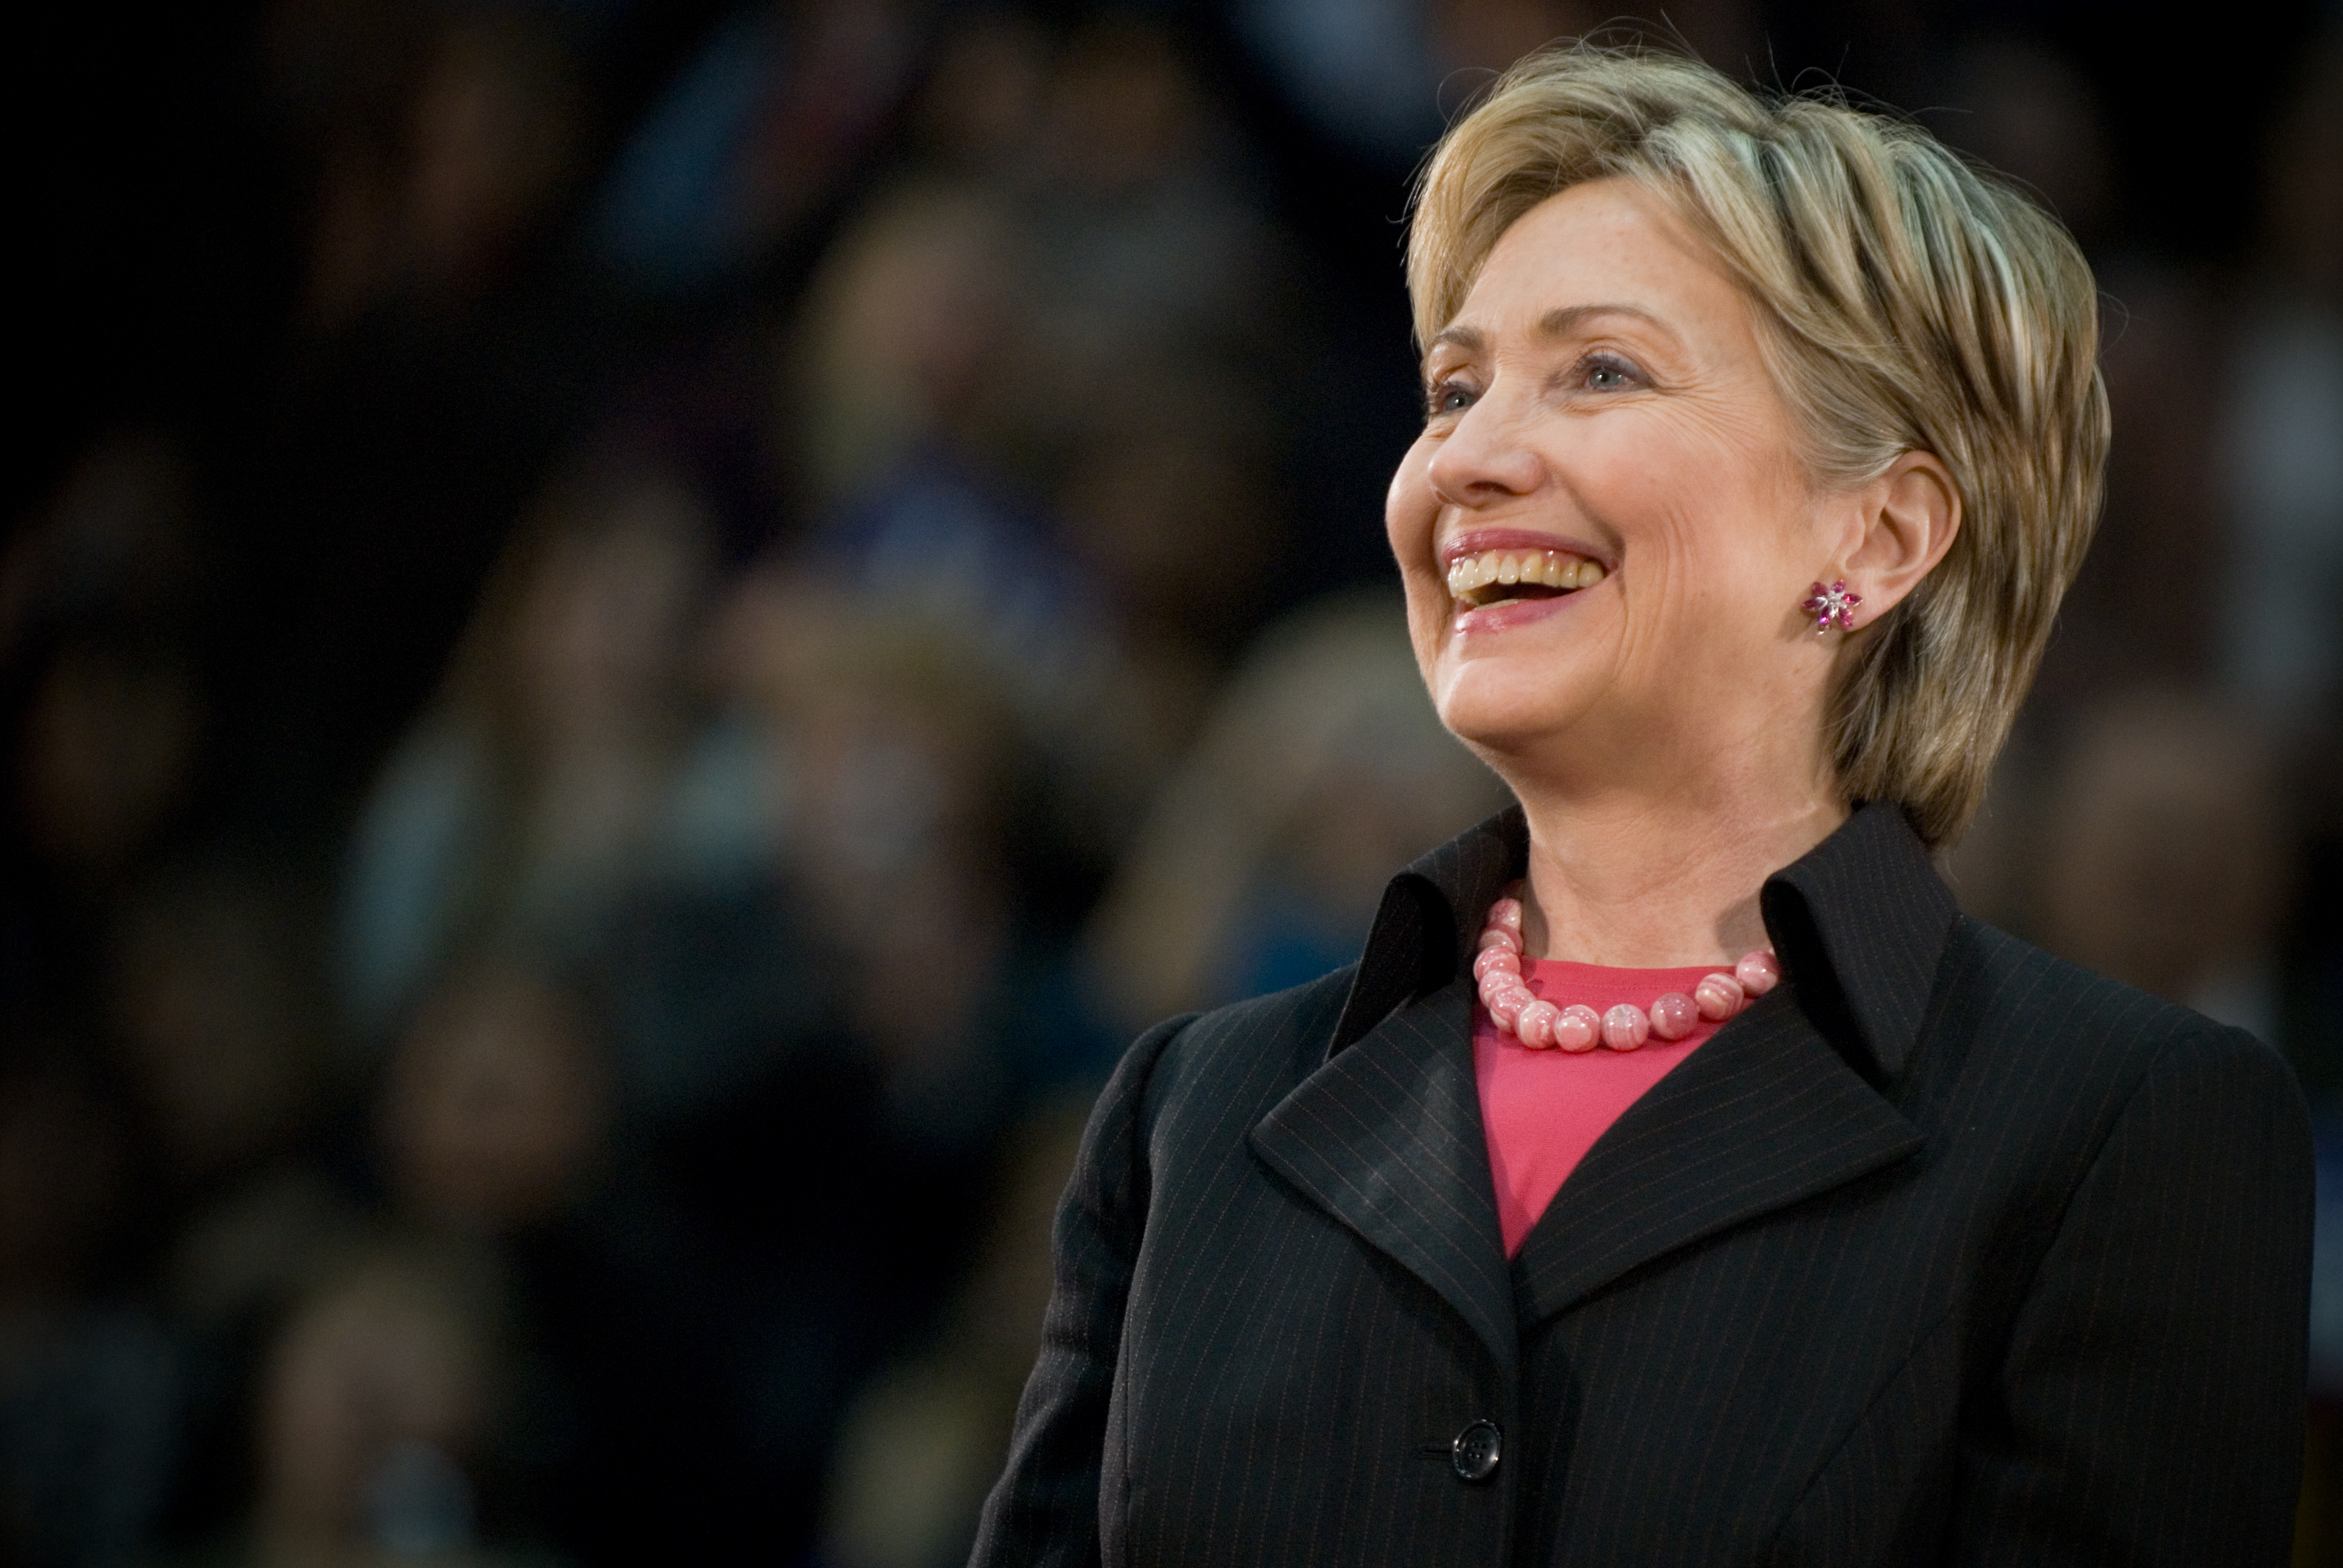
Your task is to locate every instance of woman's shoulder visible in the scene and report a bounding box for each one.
[1092,964,1363,1140]
[1164,962,1362,1080]
[1934,913,2301,1123]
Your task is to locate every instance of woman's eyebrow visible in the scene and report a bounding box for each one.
[1536,302,1675,341]
[1426,322,1486,361]
[1426,302,1677,369]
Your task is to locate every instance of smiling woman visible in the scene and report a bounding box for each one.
[1401,56,2103,858]
[972,45,2310,1568]
[1387,172,1965,972]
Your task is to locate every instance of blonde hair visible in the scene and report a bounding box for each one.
[1408,47,2109,848]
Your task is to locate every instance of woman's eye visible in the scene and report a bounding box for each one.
[1426,380,1476,416]
[1582,355,1642,392]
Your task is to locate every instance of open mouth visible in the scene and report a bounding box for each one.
[1445,547,1606,612]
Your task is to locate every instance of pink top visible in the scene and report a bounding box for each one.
[1475,958,1728,1256]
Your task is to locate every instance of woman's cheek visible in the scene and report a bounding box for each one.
[1384,445,1432,552]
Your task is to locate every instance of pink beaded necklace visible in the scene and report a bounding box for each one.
[1472,887,1780,1053]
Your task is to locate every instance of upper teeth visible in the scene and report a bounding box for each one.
[1445,549,1605,598]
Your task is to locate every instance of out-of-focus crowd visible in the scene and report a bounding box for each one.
[5,0,2339,1563]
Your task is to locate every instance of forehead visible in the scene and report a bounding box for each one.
[1438,178,1752,351]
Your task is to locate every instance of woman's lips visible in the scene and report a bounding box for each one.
[1433,528,1613,636]
[1442,541,1609,633]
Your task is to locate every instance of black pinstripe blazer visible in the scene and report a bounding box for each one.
[971,803,2312,1566]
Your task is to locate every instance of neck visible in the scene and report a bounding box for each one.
[1507,763,1845,970]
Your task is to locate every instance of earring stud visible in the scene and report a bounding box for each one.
[1801,580,1861,634]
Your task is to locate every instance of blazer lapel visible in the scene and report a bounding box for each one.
[1512,984,1924,1328]
[1250,976,1518,1377]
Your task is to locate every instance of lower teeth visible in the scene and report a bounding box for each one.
[1466,586,1573,610]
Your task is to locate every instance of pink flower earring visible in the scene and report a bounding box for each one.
[1801,580,1861,634]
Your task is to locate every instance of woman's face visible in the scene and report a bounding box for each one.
[1388,178,1849,785]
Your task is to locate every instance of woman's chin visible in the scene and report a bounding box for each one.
[1432,678,1595,763]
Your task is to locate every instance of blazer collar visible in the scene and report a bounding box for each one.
[1331,800,1958,1082]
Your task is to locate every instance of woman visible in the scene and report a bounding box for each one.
[972,46,2311,1567]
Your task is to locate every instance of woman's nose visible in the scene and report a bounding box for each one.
[1426,396,1543,508]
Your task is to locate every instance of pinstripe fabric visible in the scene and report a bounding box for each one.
[971,804,2312,1567]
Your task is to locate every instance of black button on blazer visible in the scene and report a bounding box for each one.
[971,803,2313,1566]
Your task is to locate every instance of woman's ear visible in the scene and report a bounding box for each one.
[1841,451,1960,624]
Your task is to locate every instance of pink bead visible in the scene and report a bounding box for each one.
[1486,985,1531,1030]
[1553,1004,1601,1052]
[1515,999,1561,1048]
[1735,950,1781,996]
[1472,946,1521,983]
[1694,972,1744,1021]
[1602,1002,1650,1051]
[1649,991,1698,1040]
[1477,925,1521,955]
[1486,897,1524,935]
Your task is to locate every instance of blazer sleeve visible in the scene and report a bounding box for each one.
[1951,1022,2313,1566]
[968,1012,1193,1568]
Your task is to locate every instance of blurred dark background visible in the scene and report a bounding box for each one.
[4,0,2339,1563]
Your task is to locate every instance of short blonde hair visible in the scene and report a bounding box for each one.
[1407,46,2109,849]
